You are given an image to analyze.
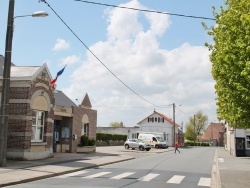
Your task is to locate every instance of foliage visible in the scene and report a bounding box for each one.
[109,121,125,127]
[185,111,208,141]
[79,135,96,146]
[185,141,209,146]
[96,133,127,141]
[203,0,250,128]
[88,138,96,146]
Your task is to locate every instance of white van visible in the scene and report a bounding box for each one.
[138,133,168,149]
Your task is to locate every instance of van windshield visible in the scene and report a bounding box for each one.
[156,137,164,142]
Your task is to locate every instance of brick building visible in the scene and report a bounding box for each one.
[0,55,97,160]
[199,122,224,146]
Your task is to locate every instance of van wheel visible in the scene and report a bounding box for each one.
[146,148,150,151]
[125,144,129,149]
[155,145,159,149]
[139,146,144,151]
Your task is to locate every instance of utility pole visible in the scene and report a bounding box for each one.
[173,103,175,145]
[0,0,15,167]
[193,114,196,145]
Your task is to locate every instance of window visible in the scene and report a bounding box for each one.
[132,133,137,139]
[158,117,160,122]
[246,136,250,149]
[32,111,45,142]
[82,123,89,136]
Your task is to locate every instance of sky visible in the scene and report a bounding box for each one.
[0,0,225,129]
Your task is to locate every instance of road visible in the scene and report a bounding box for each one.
[5,147,217,188]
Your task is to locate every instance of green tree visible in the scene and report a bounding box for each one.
[203,0,250,128]
[109,121,125,127]
[185,111,208,141]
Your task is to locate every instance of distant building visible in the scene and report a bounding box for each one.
[137,110,184,146]
[199,122,224,146]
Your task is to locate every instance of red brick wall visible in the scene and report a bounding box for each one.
[71,107,97,153]
[6,72,55,153]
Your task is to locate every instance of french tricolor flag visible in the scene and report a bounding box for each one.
[51,65,66,89]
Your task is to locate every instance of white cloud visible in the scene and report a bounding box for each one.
[52,39,70,51]
[63,0,218,127]
[59,55,80,66]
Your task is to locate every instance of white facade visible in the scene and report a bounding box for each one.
[224,123,250,156]
[137,111,178,146]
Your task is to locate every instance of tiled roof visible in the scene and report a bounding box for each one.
[137,110,180,127]
[10,66,40,77]
[0,54,16,76]
[81,93,92,108]
[55,90,77,107]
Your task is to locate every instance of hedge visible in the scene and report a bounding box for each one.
[185,141,210,146]
[96,133,127,141]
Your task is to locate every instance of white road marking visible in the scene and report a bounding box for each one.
[110,172,135,179]
[83,172,111,179]
[218,158,224,162]
[167,175,185,184]
[138,173,159,181]
[56,170,88,178]
[198,177,211,187]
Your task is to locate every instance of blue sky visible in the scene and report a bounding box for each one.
[0,0,225,128]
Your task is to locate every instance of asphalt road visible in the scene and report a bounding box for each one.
[6,147,217,188]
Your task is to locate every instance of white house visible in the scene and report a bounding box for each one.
[224,123,250,157]
[137,110,181,146]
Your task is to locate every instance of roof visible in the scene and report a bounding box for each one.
[81,93,92,108]
[55,90,77,107]
[137,110,180,127]
[10,66,40,77]
[0,55,52,81]
[0,54,16,76]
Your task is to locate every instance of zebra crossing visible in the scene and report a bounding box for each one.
[55,170,211,186]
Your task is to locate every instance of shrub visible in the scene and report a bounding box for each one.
[88,138,96,146]
[80,135,88,146]
[96,133,127,141]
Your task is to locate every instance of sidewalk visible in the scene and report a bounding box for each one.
[0,146,169,187]
[213,147,250,188]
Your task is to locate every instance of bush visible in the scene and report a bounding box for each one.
[80,135,96,146]
[88,138,96,146]
[185,141,210,146]
[96,133,127,141]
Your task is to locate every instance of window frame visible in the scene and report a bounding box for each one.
[246,135,250,149]
[31,110,45,142]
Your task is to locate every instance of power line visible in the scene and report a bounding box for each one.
[74,0,216,21]
[39,0,161,107]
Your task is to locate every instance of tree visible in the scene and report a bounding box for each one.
[185,111,208,141]
[109,121,125,127]
[203,0,250,128]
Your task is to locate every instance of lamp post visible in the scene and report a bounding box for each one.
[173,103,176,145]
[0,0,48,166]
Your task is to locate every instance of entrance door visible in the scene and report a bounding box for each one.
[53,120,60,152]
[235,137,246,157]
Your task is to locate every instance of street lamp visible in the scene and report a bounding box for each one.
[0,0,48,167]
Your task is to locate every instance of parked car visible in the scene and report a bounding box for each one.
[124,139,153,151]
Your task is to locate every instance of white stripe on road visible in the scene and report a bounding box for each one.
[83,172,111,179]
[218,158,224,162]
[138,173,159,181]
[198,177,211,187]
[167,175,185,184]
[110,172,135,179]
[57,170,88,178]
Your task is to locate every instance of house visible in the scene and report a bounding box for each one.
[223,123,250,157]
[199,122,224,146]
[0,55,97,160]
[137,110,184,146]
